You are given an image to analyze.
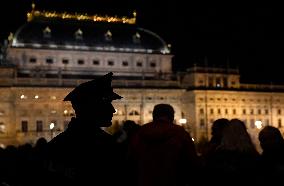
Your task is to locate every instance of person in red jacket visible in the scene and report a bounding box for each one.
[127,103,199,186]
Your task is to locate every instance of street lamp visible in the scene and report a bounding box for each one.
[255,120,263,129]
[49,122,55,139]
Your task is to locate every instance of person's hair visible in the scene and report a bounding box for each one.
[152,104,175,122]
[210,118,229,143]
[219,119,257,154]
[258,126,284,151]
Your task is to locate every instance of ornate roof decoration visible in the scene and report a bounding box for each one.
[27,3,136,24]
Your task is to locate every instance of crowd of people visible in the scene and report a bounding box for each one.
[1,72,284,186]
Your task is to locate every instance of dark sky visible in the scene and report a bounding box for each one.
[0,0,283,84]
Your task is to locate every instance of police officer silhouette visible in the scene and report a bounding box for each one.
[46,72,123,186]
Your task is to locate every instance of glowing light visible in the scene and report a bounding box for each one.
[51,110,57,114]
[49,123,55,130]
[34,95,39,99]
[114,109,118,114]
[255,120,262,129]
[27,9,136,24]
[192,138,195,142]
[64,110,68,115]
[179,118,187,124]
[51,96,56,100]
[20,95,26,99]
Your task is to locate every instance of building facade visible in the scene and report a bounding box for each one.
[1,6,284,147]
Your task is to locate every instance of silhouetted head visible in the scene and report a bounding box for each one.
[123,120,140,133]
[259,126,284,152]
[152,104,175,122]
[64,72,122,127]
[210,118,229,144]
[220,119,257,153]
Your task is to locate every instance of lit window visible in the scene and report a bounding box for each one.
[34,95,39,99]
[74,28,83,40]
[105,30,112,41]
[51,110,57,114]
[133,32,141,44]
[129,110,140,116]
[43,26,51,38]
[51,96,56,100]
[63,110,68,116]
[0,122,5,133]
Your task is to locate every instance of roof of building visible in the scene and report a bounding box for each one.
[10,8,170,54]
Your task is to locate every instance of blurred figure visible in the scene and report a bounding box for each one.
[46,72,123,186]
[206,119,260,185]
[258,126,284,184]
[202,118,229,158]
[127,104,199,186]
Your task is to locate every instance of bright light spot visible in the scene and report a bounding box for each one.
[114,109,118,114]
[49,123,55,130]
[34,95,39,99]
[51,110,57,114]
[192,138,195,142]
[179,118,187,124]
[64,110,68,115]
[51,96,56,100]
[0,144,5,148]
[216,84,221,87]
[255,120,262,129]
[20,95,26,99]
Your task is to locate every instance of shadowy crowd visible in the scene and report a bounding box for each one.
[1,72,284,186]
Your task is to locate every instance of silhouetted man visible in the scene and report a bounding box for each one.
[46,72,122,186]
[127,104,199,186]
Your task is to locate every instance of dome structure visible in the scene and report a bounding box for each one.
[11,9,170,54]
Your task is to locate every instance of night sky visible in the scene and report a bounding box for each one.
[0,0,282,84]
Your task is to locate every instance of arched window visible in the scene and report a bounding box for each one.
[43,26,51,38]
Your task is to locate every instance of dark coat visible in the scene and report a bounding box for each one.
[127,121,199,186]
[46,117,121,186]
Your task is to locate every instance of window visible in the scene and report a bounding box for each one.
[250,119,255,129]
[265,109,269,115]
[36,120,43,132]
[74,28,83,40]
[150,62,156,68]
[200,119,205,128]
[62,59,69,64]
[278,119,282,128]
[43,26,51,38]
[133,32,141,43]
[278,109,281,115]
[225,109,228,114]
[208,77,213,87]
[233,109,236,115]
[136,62,142,67]
[223,77,228,87]
[46,58,53,64]
[243,109,246,115]
[122,61,128,66]
[218,109,221,114]
[105,30,112,41]
[93,60,100,65]
[0,122,5,133]
[200,108,204,114]
[250,109,254,115]
[21,120,28,132]
[108,61,114,66]
[77,60,84,65]
[216,78,221,87]
[258,109,261,115]
[210,109,214,114]
[129,110,139,116]
[29,58,37,63]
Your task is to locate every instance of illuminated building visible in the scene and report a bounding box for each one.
[1,5,284,147]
